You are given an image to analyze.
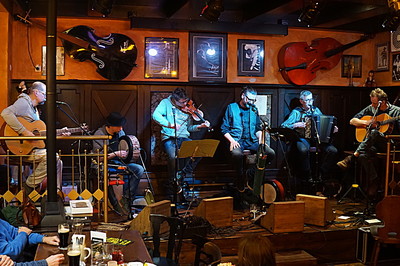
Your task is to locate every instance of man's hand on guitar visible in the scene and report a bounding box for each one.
[292,122,306,128]
[21,130,35,137]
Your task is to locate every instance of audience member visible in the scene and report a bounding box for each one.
[237,235,276,266]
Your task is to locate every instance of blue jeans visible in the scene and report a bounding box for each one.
[162,137,201,183]
[109,159,143,205]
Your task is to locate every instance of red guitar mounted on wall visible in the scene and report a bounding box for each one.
[278,35,372,86]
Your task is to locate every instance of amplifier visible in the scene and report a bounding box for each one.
[356,227,373,264]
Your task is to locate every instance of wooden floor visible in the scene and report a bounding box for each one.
[99,196,400,266]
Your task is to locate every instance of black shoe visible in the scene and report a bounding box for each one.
[337,155,353,170]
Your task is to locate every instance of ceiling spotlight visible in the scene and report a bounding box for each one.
[298,2,321,27]
[382,11,400,31]
[92,0,115,17]
[200,0,224,22]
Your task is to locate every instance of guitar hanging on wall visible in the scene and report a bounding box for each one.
[278,35,372,86]
[15,14,137,81]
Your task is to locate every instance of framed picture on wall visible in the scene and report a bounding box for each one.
[341,55,362,78]
[376,42,389,72]
[189,32,227,82]
[42,46,65,76]
[392,53,400,81]
[145,37,179,79]
[237,39,264,76]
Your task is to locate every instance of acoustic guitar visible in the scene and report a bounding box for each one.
[355,113,400,142]
[1,118,87,155]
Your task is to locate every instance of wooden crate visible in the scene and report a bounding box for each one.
[260,201,304,233]
[129,200,171,236]
[194,197,233,227]
[296,194,335,226]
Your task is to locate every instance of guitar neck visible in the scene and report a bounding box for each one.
[325,36,369,58]
[55,127,83,135]
[15,15,88,48]
[381,116,400,125]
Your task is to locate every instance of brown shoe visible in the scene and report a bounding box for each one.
[337,155,353,170]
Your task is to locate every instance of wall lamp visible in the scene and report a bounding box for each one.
[382,11,400,31]
[200,0,224,22]
[298,2,322,27]
[92,0,115,17]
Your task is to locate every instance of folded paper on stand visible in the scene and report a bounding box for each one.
[70,200,93,214]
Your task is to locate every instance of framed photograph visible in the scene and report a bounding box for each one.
[237,39,264,76]
[189,32,227,82]
[42,46,65,76]
[392,53,400,81]
[376,42,389,72]
[341,55,362,78]
[144,37,179,79]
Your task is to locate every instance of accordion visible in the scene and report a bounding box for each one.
[313,115,337,143]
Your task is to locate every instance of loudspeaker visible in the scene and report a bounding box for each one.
[260,201,304,233]
[296,194,335,226]
[194,197,233,227]
[129,200,170,236]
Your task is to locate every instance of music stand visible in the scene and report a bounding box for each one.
[176,139,220,208]
[268,128,299,200]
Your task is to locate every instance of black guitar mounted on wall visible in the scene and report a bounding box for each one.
[15,14,137,81]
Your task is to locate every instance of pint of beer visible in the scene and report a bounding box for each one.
[58,223,70,250]
[67,245,81,266]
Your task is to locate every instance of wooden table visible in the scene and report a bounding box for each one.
[35,230,152,264]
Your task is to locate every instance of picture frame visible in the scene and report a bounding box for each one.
[189,32,227,82]
[392,53,400,81]
[41,46,65,76]
[341,55,362,78]
[376,42,389,72]
[144,37,179,79]
[237,39,264,76]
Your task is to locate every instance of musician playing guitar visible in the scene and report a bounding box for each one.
[281,90,338,188]
[1,81,64,194]
[337,88,400,197]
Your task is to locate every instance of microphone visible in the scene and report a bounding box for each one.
[56,101,67,105]
[249,103,257,112]
[309,105,315,112]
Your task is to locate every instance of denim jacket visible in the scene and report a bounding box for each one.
[221,102,260,142]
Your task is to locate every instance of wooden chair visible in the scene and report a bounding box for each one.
[150,213,185,266]
[370,195,400,266]
[193,235,222,266]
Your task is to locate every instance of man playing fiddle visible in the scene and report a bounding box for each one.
[221,86,275,192]
[337,88,400,197]
[152,88,210,199]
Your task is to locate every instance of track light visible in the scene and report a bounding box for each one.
[382,11,400,31]
[298,2,321,27]
[200,0,224,22]
[92,0,114,17]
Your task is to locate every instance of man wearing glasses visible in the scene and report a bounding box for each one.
[281,90,338,187]
[221,86,275,193]
[1,81,63,195]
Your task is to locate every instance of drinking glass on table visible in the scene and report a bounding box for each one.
[58,223,70,250]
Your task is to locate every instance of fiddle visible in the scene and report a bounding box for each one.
[180,100,213,131]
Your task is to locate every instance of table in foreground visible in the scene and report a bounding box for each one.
[34,230,152,264]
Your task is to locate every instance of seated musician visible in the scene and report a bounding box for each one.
[337,88,400,197]
[221,86,275,192]
[281,90,338,184]
[152,88,210,200]
[1,81,63,195]
[92,112,144,216]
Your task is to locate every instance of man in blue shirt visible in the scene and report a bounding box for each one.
[153,88,210,199]
[221,87,275,191]
[281,90,338,184]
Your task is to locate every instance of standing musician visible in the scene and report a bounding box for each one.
[1,81,63,195]
[337,88,400,197]
[92,112,144,216]
[281,90,338,184]
[221,86,275,192]
[152,88,210,200]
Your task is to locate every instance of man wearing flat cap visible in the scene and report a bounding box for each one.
[92,112,144,216]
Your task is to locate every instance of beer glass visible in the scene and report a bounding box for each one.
[67,245,81,266]
[72,219,84,235]
[58,223,70,250]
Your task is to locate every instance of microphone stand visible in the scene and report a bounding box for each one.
[171,106,181,215]
[309,106,322,184]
